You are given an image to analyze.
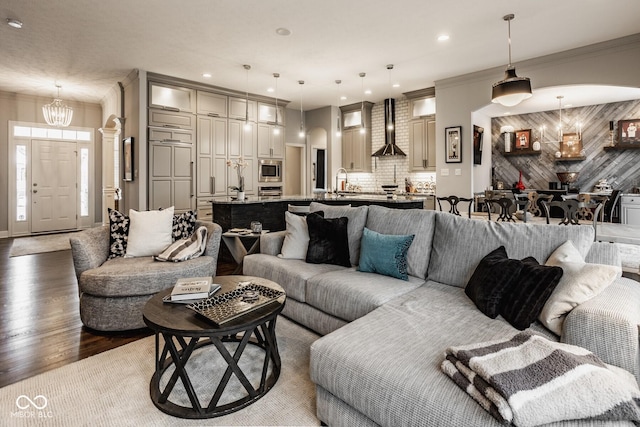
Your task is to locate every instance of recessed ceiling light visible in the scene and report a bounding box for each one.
[267,87,274,93]
[7,18,23,29]
[365,89,372,95]
[392,83,400,88]
[503,112,511,116]
[275,27,291,36]
[202,73,212,78]
[340,96,347,101]
[437,34,450,42]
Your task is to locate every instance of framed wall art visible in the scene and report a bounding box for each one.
[123,137,134,181]
[473,125,484,165]
[445,126,462,163]
[618,119,640,145]
[514,129,532,151]
[559,133,583,158]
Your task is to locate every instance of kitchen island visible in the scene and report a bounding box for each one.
[211,195,427,232]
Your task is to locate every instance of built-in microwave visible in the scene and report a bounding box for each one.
[259,159,282,183]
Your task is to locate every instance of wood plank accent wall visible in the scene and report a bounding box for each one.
[491,99,640,192]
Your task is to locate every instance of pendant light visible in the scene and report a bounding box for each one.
[42,84,73,127]
[386,64,394,131]
[273,73,280,135]
[298,80,305,138]
[243,64,252,131]
[491,14,532,107]
[335,80,342,137]
[359,72,366,135]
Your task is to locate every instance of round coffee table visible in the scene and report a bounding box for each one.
[143,275,286,419]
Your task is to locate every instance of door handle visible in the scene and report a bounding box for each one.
[210,177,215,194]
[190,162,195,197]
[33,189,38,194]
[312,163,316,181]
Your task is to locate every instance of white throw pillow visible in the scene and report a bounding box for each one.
[539,240,620,335]
[125,207,175,257]
[278,211,310,260]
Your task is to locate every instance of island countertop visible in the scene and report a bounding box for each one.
[211,194,429,205]
[210,194,427,232]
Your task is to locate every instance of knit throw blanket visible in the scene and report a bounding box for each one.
[441,331,640,426]
[154,226,208,262]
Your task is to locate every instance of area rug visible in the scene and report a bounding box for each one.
[618,243,640,273]
[0,316,321,426]
[9,232,78,257]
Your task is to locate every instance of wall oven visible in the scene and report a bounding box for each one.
[259,159,282,183]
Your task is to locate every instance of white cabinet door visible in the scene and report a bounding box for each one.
[229,97,257,121]
[197,91,228,117]
[149,82,196,112]
[257,123,273,157]
[149,142,195,212]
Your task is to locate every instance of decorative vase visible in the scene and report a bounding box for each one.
[515,171,525,191]
[237,191,245,201]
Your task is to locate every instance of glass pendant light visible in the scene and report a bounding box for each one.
[42,84,73,127]
[491,14,532,107]
[273,73,280,135]
[335,80,342,137]
[298,80,305,138]
[243,65,252,131]
[359,72,366,135]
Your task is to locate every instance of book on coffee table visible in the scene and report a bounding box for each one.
[165,277,220,303]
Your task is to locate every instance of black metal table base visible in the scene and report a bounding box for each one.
[149,315,281,419]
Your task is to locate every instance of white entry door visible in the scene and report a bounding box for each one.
[31,140,78,233]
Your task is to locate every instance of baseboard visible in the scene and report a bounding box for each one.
[0,230,8,239]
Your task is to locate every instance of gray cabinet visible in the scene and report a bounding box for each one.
[621,195,640,225]
[257,123,284,158]
[148,109,195,130]
[149,141,195,212]
[340,102,373,172]
[409,117,436,171]
[229,97,257,121]
[149,82,196,112]
[257,102,285,125]
[197,116,228,197]
[197,91,228,117]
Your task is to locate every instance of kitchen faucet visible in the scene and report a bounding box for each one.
[335,168,349,193]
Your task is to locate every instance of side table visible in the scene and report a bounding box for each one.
[143,275,286,419]
[222,230,268,274]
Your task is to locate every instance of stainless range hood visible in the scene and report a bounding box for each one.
[372,98,406,157]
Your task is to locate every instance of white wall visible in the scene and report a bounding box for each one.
[434,33,640,198]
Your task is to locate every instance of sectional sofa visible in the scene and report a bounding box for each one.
[243,203,640,426]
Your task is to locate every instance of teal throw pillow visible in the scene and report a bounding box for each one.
[358,227,415,280]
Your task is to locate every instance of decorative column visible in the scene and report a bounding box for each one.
[98,117,124,224]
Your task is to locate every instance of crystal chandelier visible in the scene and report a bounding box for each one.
[42,85,73,127]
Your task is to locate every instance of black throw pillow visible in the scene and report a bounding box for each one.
[305,212,351,267]
[465,246,523,318]
[500,257,563,330]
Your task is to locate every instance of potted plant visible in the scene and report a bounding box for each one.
[227,158,249,201]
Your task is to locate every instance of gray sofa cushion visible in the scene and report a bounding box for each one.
[364,205,437,279]
[243,253,348,302]
[310,281,557,427]
[428,213,595,288]
[80,255,215,297]
[309,202,368,266]
[306,269,425,322]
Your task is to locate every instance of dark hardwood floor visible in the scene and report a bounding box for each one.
[0,237,235,388]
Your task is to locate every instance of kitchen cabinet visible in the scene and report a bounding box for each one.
[409,117,436,171]
[257,123,284,158]
[340,102,372,172]
[341,128,371,172]
[229,97,257,121]
[197,116,228,197]
[228,119,256,159]
[149,141,195,212]
[257,103,285,125]
[148,127,195,144]
[149,82,196,112]
[197,91,228,117]
[621,195,640,225]
[148,109,195,130]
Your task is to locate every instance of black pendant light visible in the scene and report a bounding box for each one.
[491,14,532,107]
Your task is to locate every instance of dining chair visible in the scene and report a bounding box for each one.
[437,196,473,218]
[485,198,516,222]
[542,200,581,225]
[602,190,621,222]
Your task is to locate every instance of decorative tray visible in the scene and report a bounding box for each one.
[187,283,284,326]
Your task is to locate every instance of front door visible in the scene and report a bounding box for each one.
[31,140,78,233]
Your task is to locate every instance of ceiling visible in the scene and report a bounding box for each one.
[2,0,640,112]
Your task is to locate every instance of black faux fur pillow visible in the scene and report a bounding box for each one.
[305,212,350,267]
